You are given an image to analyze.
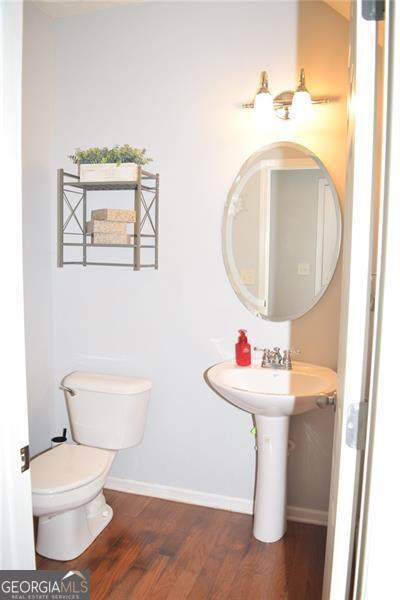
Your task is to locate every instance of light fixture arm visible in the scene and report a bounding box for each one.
[297,67,307,92]
[242,67,333,119]
[256,70,270,95]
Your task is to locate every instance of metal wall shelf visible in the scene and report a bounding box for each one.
[57,167,159,269]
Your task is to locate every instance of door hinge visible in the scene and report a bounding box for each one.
[20,445,30,473]
[362,0,384,21]
[346,402,368,450]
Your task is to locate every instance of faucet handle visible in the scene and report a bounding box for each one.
[254,346,269,359]
[283,348,301,369]
[253,347,271,367]
[283,348,301,358]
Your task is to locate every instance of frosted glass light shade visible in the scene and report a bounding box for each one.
[253,91,274,123]
[290,90,314,121]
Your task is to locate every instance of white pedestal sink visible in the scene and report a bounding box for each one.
[206,360,337,543]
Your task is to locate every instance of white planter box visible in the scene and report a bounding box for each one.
[79,163,139,182]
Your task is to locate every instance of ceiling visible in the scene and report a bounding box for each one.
[34,0,351,20]
[33,0,141,18]
[323,1,350,20]
[35,1,392,49]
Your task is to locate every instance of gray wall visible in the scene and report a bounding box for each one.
[23,1,348,512]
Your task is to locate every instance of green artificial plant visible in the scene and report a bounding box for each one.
[69,144,152,166]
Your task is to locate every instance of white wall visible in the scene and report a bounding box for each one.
[22,2,56,456]
[23,1,348,512]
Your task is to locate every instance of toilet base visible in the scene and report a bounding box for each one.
[36,492,113,561]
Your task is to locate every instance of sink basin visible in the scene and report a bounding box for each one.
[207,360,337,417]
[206,359,337,544]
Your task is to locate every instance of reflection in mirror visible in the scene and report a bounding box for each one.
[223,143,341,321]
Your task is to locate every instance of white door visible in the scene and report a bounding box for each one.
[351,1,398,596]
[0,0,36,570]
[322,1,379,598]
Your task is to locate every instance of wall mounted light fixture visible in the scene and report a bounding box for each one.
[243,69,331,121]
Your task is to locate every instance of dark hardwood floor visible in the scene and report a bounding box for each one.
[36,490,326,599]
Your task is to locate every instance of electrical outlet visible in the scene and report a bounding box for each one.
[297,263,310,276]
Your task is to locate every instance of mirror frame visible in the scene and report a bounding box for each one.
[222,141,342,321]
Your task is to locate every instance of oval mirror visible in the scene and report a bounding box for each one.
[223,142,342,321]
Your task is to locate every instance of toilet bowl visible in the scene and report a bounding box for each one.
[32,444,116,560]
[31,371,151,561]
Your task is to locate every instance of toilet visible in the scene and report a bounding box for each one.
[31,371,151,561]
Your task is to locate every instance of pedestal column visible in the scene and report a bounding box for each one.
[253,415,290,542]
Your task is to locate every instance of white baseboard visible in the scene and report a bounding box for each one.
[285,505,328,526]
[105,476,328,526]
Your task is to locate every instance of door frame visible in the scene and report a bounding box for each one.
[0,0,36,570]
[259,157,316,313]
[351,0,399,596]
[322,1,378,598]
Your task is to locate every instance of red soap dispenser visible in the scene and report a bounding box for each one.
[236,329,251,366]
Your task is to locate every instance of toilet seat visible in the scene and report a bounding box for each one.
[31,444,115,495]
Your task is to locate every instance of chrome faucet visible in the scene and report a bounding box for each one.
[254,346,300,370]
[254,347,272,368]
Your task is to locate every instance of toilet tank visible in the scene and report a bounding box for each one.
[61,371,151,450]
